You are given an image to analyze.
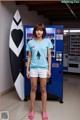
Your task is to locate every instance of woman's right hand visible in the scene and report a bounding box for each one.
[26,70,30,79]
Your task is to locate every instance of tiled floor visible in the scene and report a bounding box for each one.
[1,73,80,120]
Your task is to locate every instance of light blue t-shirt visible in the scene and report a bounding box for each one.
[26,38,53,69]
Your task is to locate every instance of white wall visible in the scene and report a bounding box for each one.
[0,1,49,93]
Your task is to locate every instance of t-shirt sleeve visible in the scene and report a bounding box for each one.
[26,42,31,51]
[47,39,53,49]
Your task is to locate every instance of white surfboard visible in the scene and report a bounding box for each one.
[9,10,24,100]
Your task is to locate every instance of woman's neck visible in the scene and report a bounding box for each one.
[35,37,43,41]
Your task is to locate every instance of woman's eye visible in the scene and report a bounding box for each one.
[36,29,43,32]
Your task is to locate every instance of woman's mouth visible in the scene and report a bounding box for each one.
[37,34,41,36]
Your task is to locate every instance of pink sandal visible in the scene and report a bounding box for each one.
[42,113,48,120]
[28,112,35,119]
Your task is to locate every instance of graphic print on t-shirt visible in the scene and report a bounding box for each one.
[36,51,41,59]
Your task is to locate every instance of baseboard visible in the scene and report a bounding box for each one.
[0,87,15,96]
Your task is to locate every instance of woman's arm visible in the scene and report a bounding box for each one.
[47,49,52,71]
[26,51,32,78]
[47,49,52,78]
[27,51,32,72]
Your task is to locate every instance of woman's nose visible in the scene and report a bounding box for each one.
[38,30,41,32]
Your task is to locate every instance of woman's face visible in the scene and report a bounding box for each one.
[36,29,43,38]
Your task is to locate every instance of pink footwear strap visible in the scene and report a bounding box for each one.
[42,113,48,119]
[28,112,35,117]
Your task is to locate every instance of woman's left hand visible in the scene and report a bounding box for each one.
[47,69,51,78]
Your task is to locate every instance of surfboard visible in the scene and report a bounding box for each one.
[9,10,24,100]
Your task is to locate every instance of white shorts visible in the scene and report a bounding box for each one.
[30,68,48,78]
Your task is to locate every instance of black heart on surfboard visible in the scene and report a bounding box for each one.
[11,29,23,47]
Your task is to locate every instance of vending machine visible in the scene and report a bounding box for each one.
[24,26,64,103]
[68,33,80,73]
[63,31,80,73]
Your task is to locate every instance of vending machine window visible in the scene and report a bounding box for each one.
[70,34,80,56]
[64,34,69,54]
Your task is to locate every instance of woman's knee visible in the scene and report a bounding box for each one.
[40,87,46,93]
[31,86,37,92]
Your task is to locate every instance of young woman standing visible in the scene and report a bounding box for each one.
[26,23,53,120]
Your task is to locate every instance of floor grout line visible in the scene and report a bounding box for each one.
[1,100,18,111]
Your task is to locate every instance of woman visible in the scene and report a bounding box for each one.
[26,23,53,120]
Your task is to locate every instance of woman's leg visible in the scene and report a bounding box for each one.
[30,77,38,112]
[40,78,47,113]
